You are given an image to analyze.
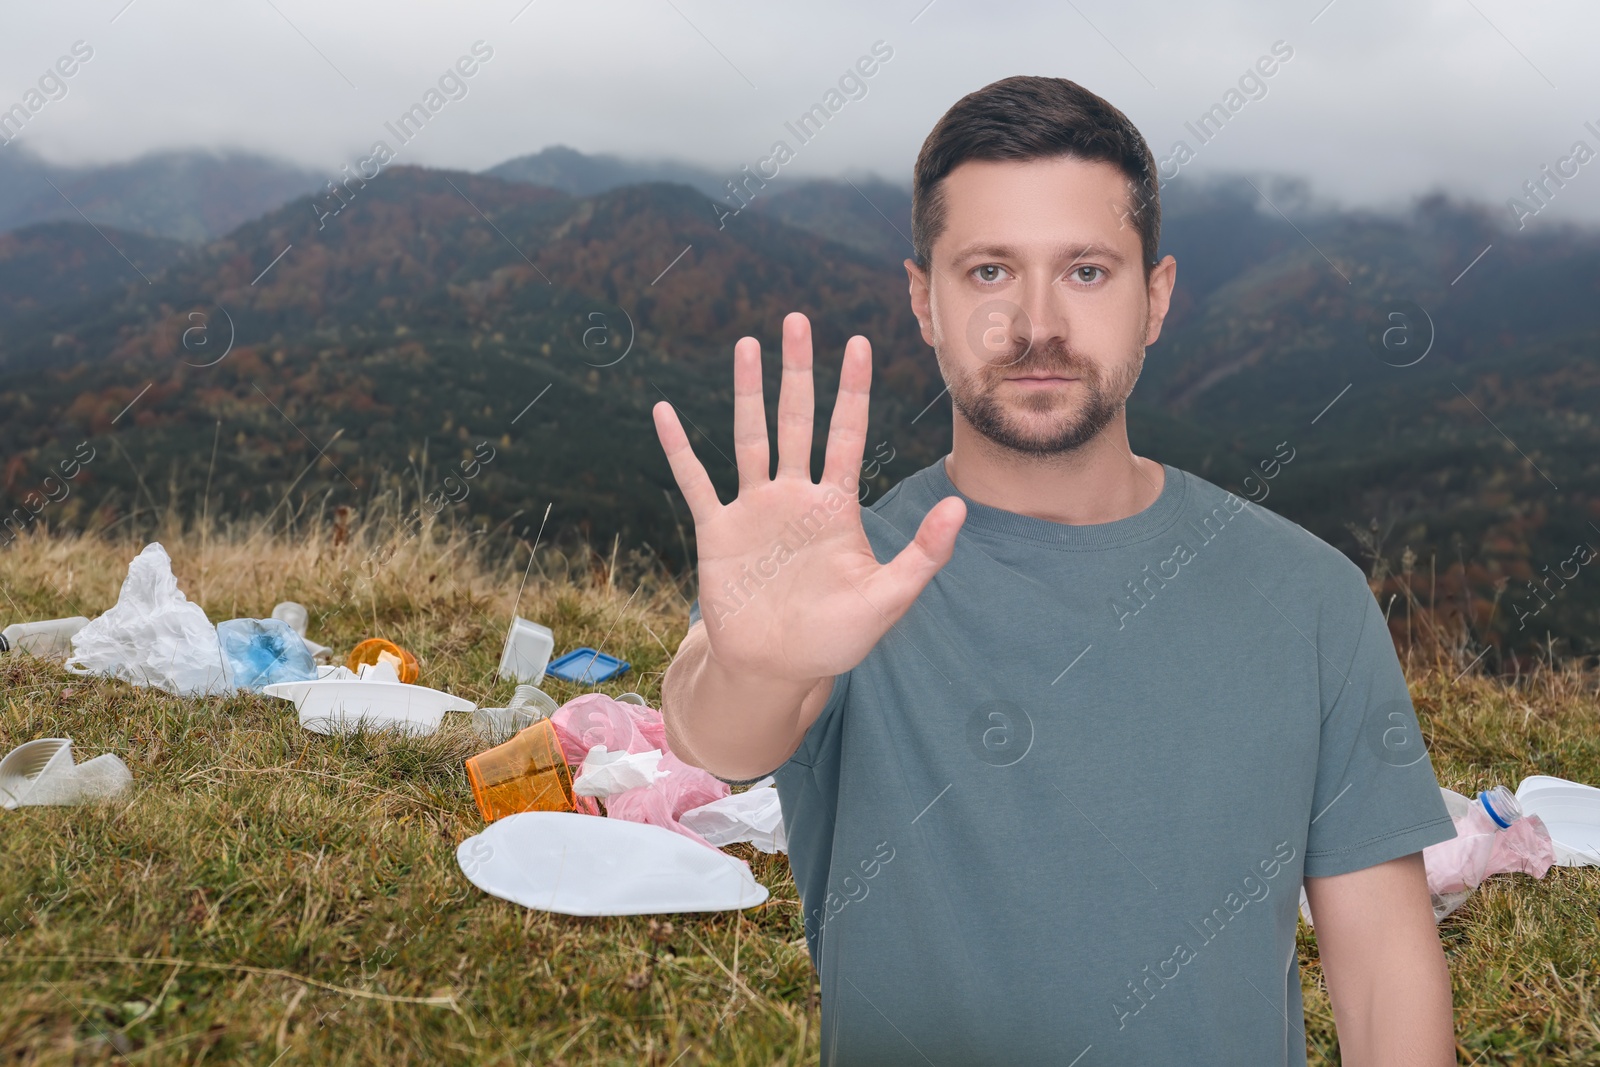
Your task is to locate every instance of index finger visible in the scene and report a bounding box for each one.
[652,400,722,525]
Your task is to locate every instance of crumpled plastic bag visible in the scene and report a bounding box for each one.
[551,693,729,846]
[65,543,228,696]
[1424,788,1555,919]
[217,617,318,692]
[681,775,787,853]
[574,745,669,797]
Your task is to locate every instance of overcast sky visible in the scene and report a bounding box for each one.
[5,0,1599,228]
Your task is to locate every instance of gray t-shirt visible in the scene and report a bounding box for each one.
[687,455,1454,1065]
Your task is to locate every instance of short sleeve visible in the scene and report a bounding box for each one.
[684,595,786,788]
[1303,581,1456,878]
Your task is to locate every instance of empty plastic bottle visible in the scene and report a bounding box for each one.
[1,617,89,658]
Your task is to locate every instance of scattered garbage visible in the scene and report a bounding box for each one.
[546,647,630,685]
[465,718,576,822]
[1,738,132,809]
[497,616,554,684]
[456,810,769,916]
[1,617,89,658]
[1424,786,1555,920]
[64,543,228,697]
[615,692,648,706]
[263,658,473,736]
[574,745,670,797]
[550,693,728,847]
[472,684,559,745]
[1299,784,1556,927]
[1515,775,1600,866]
[346,637,419,683]
[217,617,317,692]
[271,601,332,662]
[681,776,788,853]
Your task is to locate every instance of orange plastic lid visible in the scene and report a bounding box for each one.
[347,637,419,684]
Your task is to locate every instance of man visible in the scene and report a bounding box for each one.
[654,75,1457,1065]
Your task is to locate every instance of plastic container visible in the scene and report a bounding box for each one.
[0,738,132,808]
[546,646,630,684]
[465,719,576,822]
[498,616,555,684]
[1,617,90,658]
[347,637,419,683]
[472,685,560,745]
[271,601,310,636]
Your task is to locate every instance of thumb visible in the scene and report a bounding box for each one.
[860,495,966,619]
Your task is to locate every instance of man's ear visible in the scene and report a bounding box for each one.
[1142,254,1178,348]
[905,258,935,347]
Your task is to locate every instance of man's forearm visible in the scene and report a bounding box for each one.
[660,624,817,780]
[1331,928,1454,1065]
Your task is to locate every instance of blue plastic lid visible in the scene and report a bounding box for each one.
[546,646,631,685]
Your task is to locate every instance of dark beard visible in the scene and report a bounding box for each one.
[942,334,1142,456]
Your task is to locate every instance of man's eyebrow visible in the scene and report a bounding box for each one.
[948,242,1128,266]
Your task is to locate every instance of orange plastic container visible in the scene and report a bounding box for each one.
[465,719,576,822]
[347,638,419,684]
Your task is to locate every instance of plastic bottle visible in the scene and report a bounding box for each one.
[1,617,90,658]
[465,719,576,822]
[1462,785,1522,836]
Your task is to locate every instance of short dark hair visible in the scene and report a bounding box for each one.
[911,75,1160,276]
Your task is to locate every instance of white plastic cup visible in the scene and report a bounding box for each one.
[272,602,310,637]
[498,616,554,684]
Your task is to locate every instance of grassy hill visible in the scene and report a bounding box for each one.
[1,519,1598,1064]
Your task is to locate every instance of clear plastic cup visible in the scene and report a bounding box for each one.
[465,719,576,822]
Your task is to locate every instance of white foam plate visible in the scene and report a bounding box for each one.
[1516,775,1600,866]
[263,677,474,736]
[456,811,769,916]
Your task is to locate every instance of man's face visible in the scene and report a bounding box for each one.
[907,156,1174,456]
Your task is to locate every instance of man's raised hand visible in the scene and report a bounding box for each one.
[652,311,965,684]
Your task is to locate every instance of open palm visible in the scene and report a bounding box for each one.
[652,312,965,684]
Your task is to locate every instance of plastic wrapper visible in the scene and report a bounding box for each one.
[550,693,729,845]
[573,745,669,797]
[217,617,317,691]
[65,543,228,696]
[681,776,788,853]
[1424,788,1555,920]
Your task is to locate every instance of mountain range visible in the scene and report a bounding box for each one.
[0,144,1595,665]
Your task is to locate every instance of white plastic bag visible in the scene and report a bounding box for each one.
[681,776,788,853]
[65,543,229,696]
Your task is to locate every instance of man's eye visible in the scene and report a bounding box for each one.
[973,264,1007,283]
[1073,266,1105,284]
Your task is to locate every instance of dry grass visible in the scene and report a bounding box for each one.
[1,508,1598,1064]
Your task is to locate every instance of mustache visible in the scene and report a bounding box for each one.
[979,337,1094,378]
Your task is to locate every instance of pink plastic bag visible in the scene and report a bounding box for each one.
[1424,791,1555,896]
[550,693,729,845]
